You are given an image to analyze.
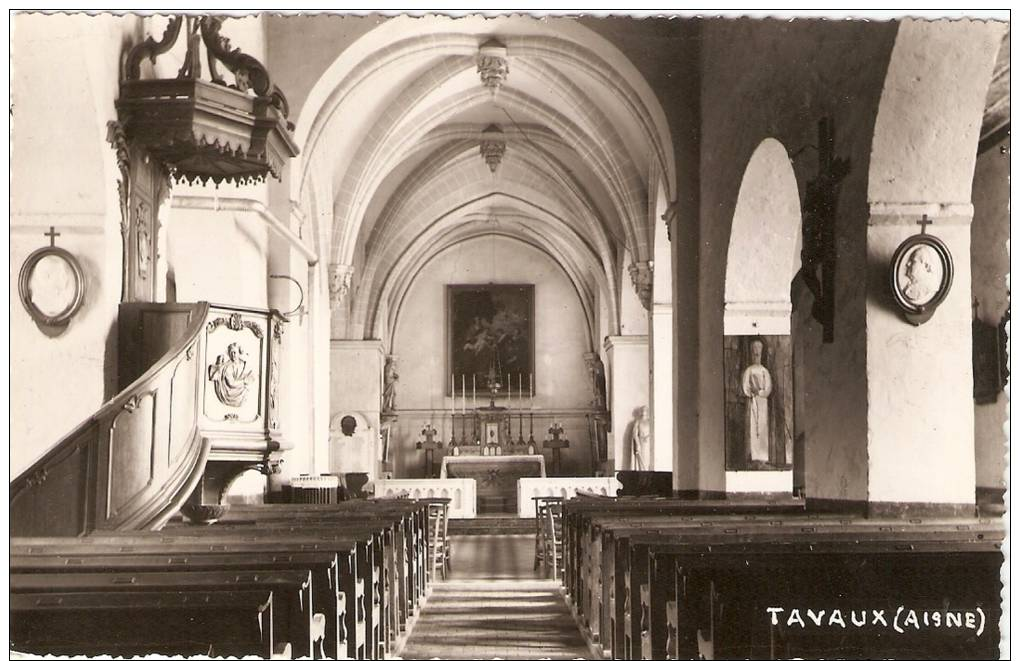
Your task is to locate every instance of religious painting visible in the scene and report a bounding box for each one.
[448,284,534,395]
[889,232,954,326]
[723,335,794,471]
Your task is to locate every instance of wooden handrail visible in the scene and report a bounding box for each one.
[11,302,212,536]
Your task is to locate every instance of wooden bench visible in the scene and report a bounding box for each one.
[80,528,385,658]
[639,530,1003,660]
[12,498,432,660]
[11,547,345,659]
[11,569,314,658]
[601,517,1002,659]
[561,497,807,650]
[11,589,287,658]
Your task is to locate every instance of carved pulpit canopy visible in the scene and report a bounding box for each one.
[115,16,299,185]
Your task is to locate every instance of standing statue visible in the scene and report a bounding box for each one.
[631,405,652,470]
[382,355,398,412]
[585,353,608,410]
[741,339,773,465]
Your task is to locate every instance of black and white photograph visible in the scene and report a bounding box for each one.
[7,8,1010,660]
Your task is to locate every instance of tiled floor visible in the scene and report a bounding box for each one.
[398,535,593,660]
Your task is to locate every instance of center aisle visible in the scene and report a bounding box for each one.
[397,534,594,660]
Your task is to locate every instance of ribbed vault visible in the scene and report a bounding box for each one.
[292,16,676,341]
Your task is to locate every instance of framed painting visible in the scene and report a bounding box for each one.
[447,284,534,396]
[723,334,794,471]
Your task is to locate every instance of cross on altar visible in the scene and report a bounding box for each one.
[917,214,933,234]
[418,424,443,478]
[543,423,569,475]
[44,226,61,247]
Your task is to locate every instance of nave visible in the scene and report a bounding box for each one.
[399,535,594,660]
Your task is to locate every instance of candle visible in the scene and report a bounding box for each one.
[472,374,476,409]
[518,373,522,408]
[461,374,466,415]
[530,373,534,401]
[451,373,455,417]
[506,373,510,402]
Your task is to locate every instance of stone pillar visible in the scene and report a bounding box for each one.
[864,204,975,515]
[603,335,649,472]
[650,302,674,471]
[329,340,384,481]
[665,201,701,493]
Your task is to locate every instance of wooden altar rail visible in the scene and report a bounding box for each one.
[373,478,478,519]
[10,302,212,536]
[517,477,621,518]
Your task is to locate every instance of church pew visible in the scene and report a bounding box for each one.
[11,569,315,658]
[11,550,346,660]
[224,500,430,621]
[608,518,1000,659]
[589,513,848,654]
[565,510,1000,658]
[560,497,808,646]
[160,516,408,656]
[11,589,287,658]
[90,509,424,659]
[217,501,427,634]
[642,535,1003,660]
[75,527,386,659]
[562,496,806,605]
[14,531,375,660]
[622,520,1004,660]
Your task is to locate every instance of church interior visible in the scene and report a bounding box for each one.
[9,12,1010,659]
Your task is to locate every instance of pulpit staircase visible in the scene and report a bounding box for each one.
[11,301,286,536]
[11,303,212,536]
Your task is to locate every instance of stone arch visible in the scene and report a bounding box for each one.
[862,18,1005,508]
[724,138,802,335]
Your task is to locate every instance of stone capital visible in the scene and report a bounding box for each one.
[328,263,354,310]
[661,199,682,241]
[627,260,654,310]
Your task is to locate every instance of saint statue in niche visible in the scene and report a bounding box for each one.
[900,244,942,306]
[631,405,651,470]
[741,339,773,465]
[208,342,256,407]
[382,355,399,412]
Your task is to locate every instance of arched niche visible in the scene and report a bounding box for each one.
[722,138,801,493]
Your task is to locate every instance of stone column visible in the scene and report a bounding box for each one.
[329,339,385,481]
[603,335,649,472]
[864,203,975,515]
[650,302,674,471]
[665,201,701,493]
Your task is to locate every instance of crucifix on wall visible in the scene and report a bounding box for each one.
[798,117,850,343]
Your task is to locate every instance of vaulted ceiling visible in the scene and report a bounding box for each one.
[292,17,675,344]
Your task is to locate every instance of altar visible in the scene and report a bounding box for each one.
[440,455,546,513]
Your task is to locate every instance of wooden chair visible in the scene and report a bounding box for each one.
[426,500,451,581]
[533,496,564,571]
[542,500,565,580]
